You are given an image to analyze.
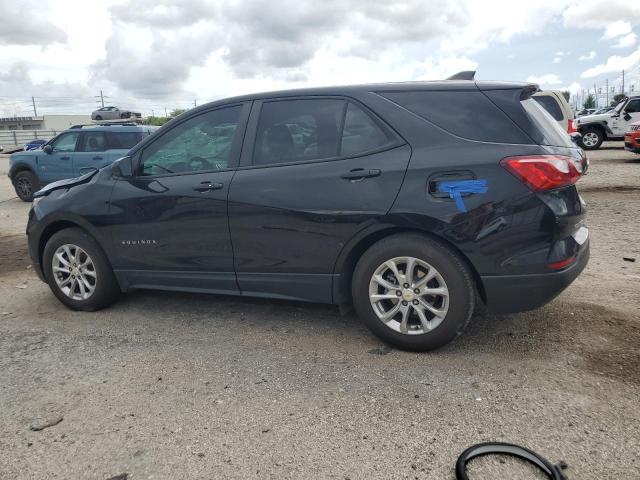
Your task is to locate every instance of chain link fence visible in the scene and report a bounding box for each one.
[0,130,58,150]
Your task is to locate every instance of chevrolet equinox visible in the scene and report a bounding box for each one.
[27,75,589,351]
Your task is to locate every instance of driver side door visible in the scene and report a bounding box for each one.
[107,103,251,293]
[612,98,640,135]
[38,131,79,183]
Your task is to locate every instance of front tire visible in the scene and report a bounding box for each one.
[579,128,604,150]
[43,228,120,311]
[94,115,103,121]
[352,234,475,351]
[14,170,38,202]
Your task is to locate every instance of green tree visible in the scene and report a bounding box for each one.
[561,90,570,102]
[583,94,595,109]
[144,116,170,126]
[170,108,187,118]
[611,93,625,106]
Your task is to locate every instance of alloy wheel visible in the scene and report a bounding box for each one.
[51,244,97,300]
[16,177,32,199]
[582,132,599,147]
[368,256,449,335]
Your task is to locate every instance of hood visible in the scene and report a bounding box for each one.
[33,169,99,198]
[9,150,35,162]
[576,112,613,124]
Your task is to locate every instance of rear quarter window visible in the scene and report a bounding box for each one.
[380,90,531,144]
[533,95,564,121]
[521,98,573,147]
[107,131,145,149]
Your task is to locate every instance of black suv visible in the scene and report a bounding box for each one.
[27,75,589,351]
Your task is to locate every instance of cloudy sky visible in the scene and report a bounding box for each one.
[2,0,640,116]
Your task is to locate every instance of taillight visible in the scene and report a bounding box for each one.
[500,155,583,192]
[567,119,577,134]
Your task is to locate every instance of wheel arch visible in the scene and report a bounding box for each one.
[9,164,36,183]
[332,225,485,308]
[37,217,114,279]
[578,122,608,138]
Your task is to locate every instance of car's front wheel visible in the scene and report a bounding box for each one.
[43,228,120,311]
[352,234,475,351]
[94,115,102,121]
[580,128,604,150]
[13,170,38,202]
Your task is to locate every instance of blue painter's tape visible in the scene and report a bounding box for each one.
[437,179,488,213]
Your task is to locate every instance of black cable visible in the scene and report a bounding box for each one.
[456,442,568,480]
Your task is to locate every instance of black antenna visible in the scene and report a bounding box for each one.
[447,71,476,81]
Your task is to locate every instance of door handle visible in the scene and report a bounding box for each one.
[60,156,70,160]
[340,168,381,180]
[193,181,223,192]
[92,156,103,160]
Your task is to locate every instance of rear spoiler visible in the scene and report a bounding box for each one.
[447,71,476,81]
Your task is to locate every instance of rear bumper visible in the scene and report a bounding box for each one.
[481,239,589,314]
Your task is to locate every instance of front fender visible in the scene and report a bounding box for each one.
[577,120,613,136]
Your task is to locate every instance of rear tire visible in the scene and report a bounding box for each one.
[14,170,38,202]
[579,128,604,150]
[352,234,475,351]
[43,228,120,311]
[95,115,103,121]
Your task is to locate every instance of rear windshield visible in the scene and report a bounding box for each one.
[521,98,573,147]
[107,131,145,149]
[380,90,531,144]
[533,95,563,121]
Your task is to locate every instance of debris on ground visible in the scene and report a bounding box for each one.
[29,416,63,432]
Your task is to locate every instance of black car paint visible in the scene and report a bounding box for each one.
[27,81,589,313]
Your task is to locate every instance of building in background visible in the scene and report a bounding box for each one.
[0,114,90,131]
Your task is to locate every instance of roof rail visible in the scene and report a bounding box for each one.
[69,120,142,129]
[447,71,476,81]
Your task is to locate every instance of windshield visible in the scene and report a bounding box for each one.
[614,99,627,113]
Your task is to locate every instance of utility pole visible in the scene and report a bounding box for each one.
[31,96,37,117]
[152,109,155,117]
[164,107,168,117]
[622,69,625,95]
[94,90,109,108]
[193,99,197,108]
[594,83,597,108]
[606,79,609,106]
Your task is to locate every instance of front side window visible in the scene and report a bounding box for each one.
[254,99,344,166]
[140,105,242,175]
[624,99,640,113]
[82,132,108,152]
[51,132,80,153]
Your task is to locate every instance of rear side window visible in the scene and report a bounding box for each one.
[82,131,108,152]
[533,95,564,121]
[107,132,144,149]
[254,99,344,165]
[380,90,531,144]
[521,98,572,147]
[341,103,390,156]
[253,99,396,166]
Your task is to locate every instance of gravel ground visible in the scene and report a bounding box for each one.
[0,144,638,479]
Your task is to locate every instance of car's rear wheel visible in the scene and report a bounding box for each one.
[43,228,120,311]
[14,170,38,202]
[95,115,102,121]
[352,234,475,351]
[580,128,604,150]
[120,113,129,119]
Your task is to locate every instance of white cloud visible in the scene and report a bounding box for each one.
[579,51,597,61]
[0,1,67,46]
[613,33,637,49]
[553,56,562,64]
[563,2,640,29]
[581,47,640,77]
[527,74,562,85]
[603,21,633,39]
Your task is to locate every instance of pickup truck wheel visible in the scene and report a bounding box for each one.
[14,170,38,202]
[352,234,475,352]
[43,227,120,311]
[580,128,604,150]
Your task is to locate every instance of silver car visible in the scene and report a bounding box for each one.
[91,106,141,121]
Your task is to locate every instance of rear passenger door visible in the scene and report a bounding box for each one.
[228,97,411,303]
[74,131,110,175]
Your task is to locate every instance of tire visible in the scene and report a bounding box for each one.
[13,170,38,202]
[579,128,604,150]
[95,115,102,121]
[352,234,475,351]
[43,227,120,311]
[120,113,128,119]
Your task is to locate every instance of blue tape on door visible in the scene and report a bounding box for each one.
[437,179,488,213]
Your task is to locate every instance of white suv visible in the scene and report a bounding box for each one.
[576,96,640,150]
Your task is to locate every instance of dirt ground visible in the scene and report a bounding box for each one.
[0,144,638,479]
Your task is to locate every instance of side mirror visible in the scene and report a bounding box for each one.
[111,156,133,178]
[43,144,53,154]
[624,112,632,121]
